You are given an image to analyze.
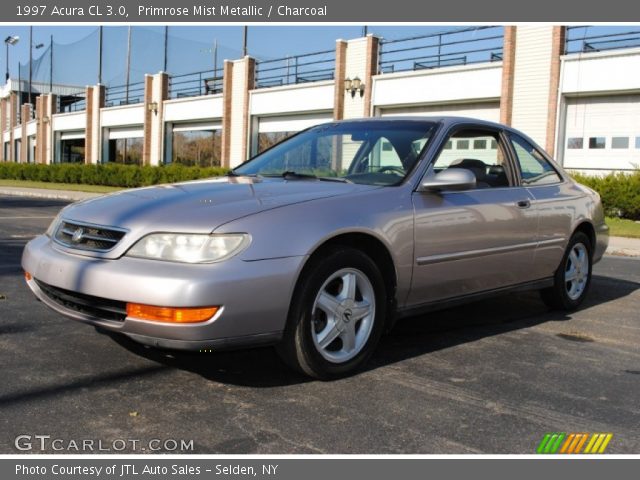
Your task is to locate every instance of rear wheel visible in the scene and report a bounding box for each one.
[278,247,387,379]
[540,231,592,310]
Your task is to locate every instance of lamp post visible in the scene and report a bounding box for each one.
[4,35,20,84]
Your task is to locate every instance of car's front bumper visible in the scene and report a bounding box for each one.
[22,235,306,350]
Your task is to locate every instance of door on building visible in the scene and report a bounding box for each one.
[253,112,334,156]
[561,94,640,172]
[379,101,500,123]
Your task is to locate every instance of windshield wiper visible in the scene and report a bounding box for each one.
[282,171,318,180]
[261,171,352,183]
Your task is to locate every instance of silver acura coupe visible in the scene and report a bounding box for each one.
[22,117,609,378]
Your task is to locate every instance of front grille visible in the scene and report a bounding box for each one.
[35,279,127,322]
[54,220,126,251]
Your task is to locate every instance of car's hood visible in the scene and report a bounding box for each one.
[61,176,377,235]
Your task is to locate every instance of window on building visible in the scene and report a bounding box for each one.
[258,132,296,154]
[636,137,640,149]
[443,140,453,150]
[27,136,36,163]
[108,138,143,165]
[456,139,470,150]
[14,139,21,162]
[171,129,222,167]
[510,134,562,186]
[473,139,487,149]
[588,137,606,149]
[60,139,85,163]
[611,137,629,149]
[567,137,584,149]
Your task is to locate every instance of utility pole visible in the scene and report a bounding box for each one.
[243,26,248,56]
[29,26,33,106]
[98,26,103,84]
[163,26,168,72]
[49,35,53,93]
[125,26,132,103]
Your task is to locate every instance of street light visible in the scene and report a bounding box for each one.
[4,35,20,83]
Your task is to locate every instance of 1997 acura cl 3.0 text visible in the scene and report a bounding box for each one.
[22,117,608,378]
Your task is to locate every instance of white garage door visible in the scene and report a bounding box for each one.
[257,112,334,133]
[253,112,334,155]
[562,95,640,172]
[379,102,500,122]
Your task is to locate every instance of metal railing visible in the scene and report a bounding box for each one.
[58,92,87,113]
[255,49,335,89]
[105,81,145,107]
[565,26,640,54]
[169,68,223,99]
[378,26,504,74]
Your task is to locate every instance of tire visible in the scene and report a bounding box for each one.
[540,231,593,311]
[277,247,387,379]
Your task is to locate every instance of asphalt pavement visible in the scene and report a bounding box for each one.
[0,195,639,454]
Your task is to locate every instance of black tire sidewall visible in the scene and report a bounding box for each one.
[288,248,387,378]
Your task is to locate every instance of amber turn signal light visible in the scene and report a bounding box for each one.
[126,303,219,323]
[24,271,33,281]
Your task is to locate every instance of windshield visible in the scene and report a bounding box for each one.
[234,120,436,186]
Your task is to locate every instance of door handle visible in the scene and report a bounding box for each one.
[517,199,531,209]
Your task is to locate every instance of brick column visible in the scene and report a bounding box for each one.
[333,40,347,121]
[500,26,517,126]
[342,35,380,120]
[85,85,105,164]
[9,92,17,161]
[20,103,31,163]
[143,72,169,166]
[362,35,380,117]
[226,57,255,168]
[35,96,43,164]
[142,75,154,166]
[221,60,234,167]
[0,98,6,161]
[36,94,56,164]
[510,26,563,151]
[546,26,566,157]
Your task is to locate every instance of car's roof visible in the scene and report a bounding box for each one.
[329,115,507,130]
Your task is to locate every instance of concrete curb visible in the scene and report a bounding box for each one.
[606,236,640,258]
[0,187,104,202]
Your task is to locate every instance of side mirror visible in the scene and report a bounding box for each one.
[418,168,476,193]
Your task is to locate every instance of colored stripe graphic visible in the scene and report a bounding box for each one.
[572,433,589,454]
[537,433,612,454]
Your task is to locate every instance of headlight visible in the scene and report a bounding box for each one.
[46,213,62,237]
[126,233,250,263]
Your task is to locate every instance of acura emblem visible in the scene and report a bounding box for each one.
[71,228,84,243]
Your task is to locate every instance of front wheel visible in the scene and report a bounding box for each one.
[540,231,593,311]
[278,247,387,379]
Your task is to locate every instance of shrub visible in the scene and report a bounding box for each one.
[0,163,229,189]
[571,171,640,220]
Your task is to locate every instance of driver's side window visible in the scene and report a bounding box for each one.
[432,129,512,189]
